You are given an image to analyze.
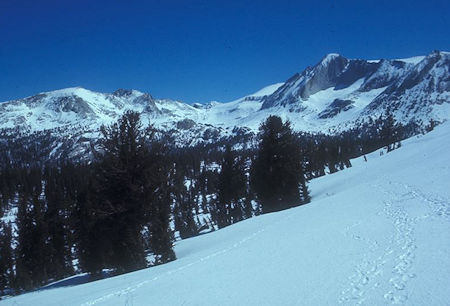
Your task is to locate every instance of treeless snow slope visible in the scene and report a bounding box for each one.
[2,124,450,306]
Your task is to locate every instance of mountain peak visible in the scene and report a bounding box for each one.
[42,86,86,95]
[112,88,145,97]
[319,53,345,66]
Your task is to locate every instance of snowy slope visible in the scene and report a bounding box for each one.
[1,51,449,137]
[0,87,162,131]
[3,122,450,305]
[189,83,285,130]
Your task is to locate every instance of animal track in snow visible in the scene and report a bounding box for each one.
[382,197,415,305]
[339,221,387,304]
[339,180,425,305]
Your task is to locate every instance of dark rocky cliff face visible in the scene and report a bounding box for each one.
[359,60,408,92]
[54,96,95,116]
[133,93,160,114]
[112,88,136,98]
[261,54,351,109]
[261,54,375,110]
[334,60,379,90]
[318,99,354,119]
[299,54,349,99]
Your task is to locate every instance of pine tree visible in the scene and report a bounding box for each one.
[15,170,49,290]
[379,109,401,152]
[77,111,176,275]
[251,116,309,213]
[74,165,107,279]
[427,118,436,132]
[216,145,246,228]
[172,167,198,239]
[93,111,149,273]
[0,221,14,295]
[142,140,176,265]
[43,166,74,281]
[147,186,176,265]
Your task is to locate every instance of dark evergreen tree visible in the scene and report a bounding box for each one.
[242,195,254,219]
[426,118,436,132]
[15,170,49,290]
[77,111,176,275]
[0,161,15,215]
[43,166,74,281]
[216,145,246,228]
[73,164,107,279]
[251,116,310,213]
[91,111,149,273]
[142,140,176,265]
[172,166,198,239]
[147,186,176,265]
[379,110,402,152]
[0,222,14,295]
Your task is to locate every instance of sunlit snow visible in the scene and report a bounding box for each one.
[3,121,450,306]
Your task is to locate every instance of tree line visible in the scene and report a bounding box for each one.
[0,110,418,295]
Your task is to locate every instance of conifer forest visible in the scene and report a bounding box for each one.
[0,110,426,295]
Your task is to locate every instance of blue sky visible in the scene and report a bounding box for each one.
[1,0,449,103]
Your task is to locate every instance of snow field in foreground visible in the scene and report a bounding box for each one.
[2,123,450,306]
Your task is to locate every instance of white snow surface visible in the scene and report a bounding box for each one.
[367,56,426,65]
[395,55,426,64]
[3,123,450,305]
[320,53,341,66]
[246,83,285,98]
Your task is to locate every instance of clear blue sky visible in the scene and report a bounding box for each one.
[1,0,449,103]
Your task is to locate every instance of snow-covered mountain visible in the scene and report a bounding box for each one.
[0,51,449,155]
[3,117,450,306]
[260,51,449,129]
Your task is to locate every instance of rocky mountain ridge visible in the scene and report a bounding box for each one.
[0,50,449,160]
